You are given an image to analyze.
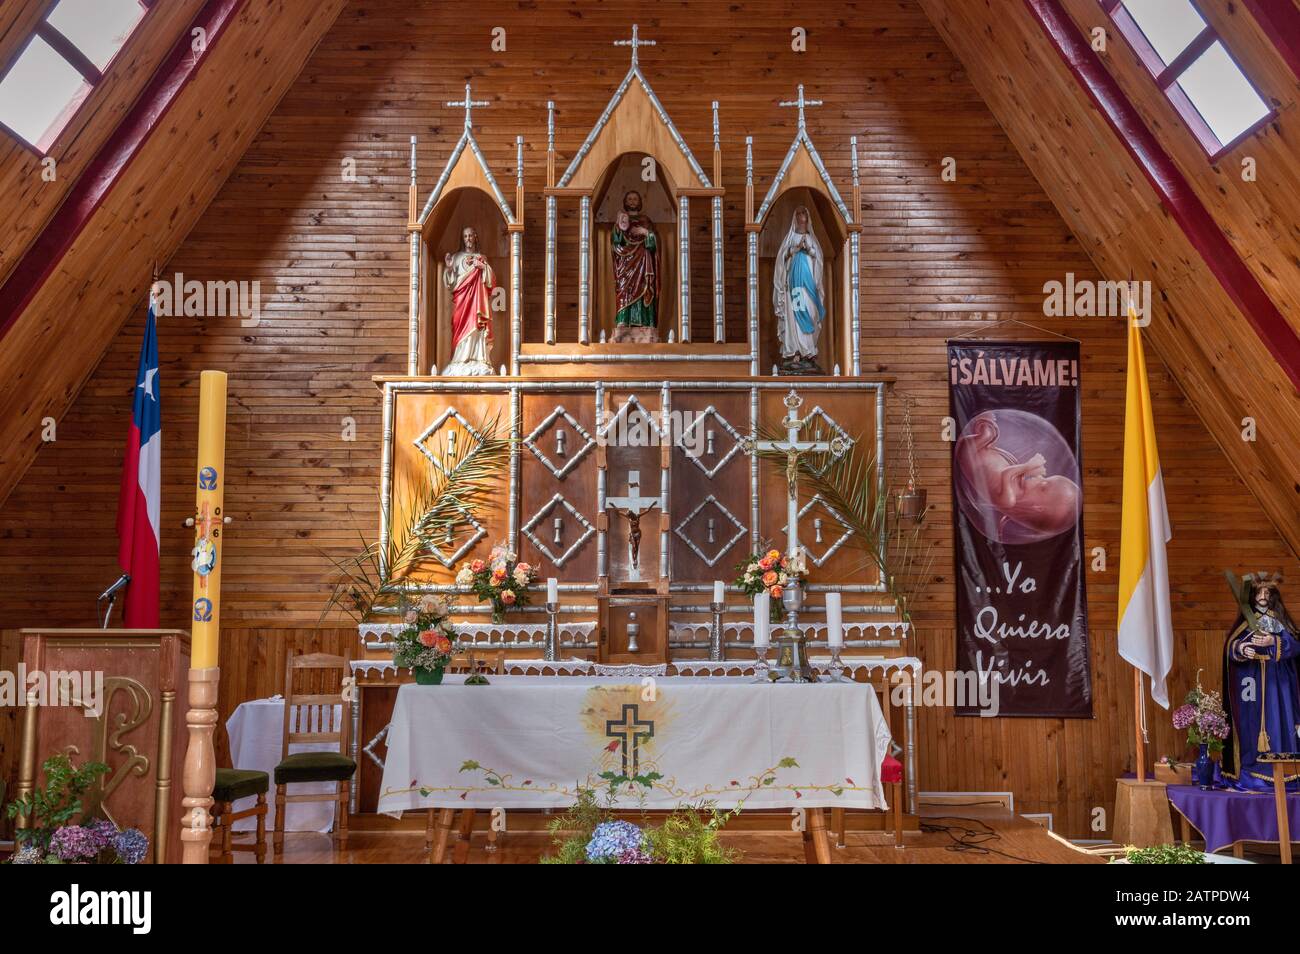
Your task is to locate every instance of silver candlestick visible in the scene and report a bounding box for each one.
[827,643,846,682]
[543,601,560,662]
[752,639,771,682]
[780,581,816,683]
[708,601,726,662]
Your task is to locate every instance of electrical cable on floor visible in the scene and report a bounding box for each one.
[920,815,1045,864]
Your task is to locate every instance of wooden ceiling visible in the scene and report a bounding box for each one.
[0,0,346,506]
[917,0,1300,556]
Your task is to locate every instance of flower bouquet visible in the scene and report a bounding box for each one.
[1172,672,1230,788]
[734,545,805,622]
[392,593,456,685]
[455,543,537,623]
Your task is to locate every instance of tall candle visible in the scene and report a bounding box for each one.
[190,370,227,670]
[547,577,559,604]
[713,580,725,605]
[753,593,770,647]
[825,592,844,648]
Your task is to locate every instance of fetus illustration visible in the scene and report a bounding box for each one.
[955,410,1082,544]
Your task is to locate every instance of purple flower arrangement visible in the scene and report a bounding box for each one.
[1173,674,1231,754]
[16,820,149,865]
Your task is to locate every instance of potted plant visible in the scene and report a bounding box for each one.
[392,593,456,685]
[456,543,537,623]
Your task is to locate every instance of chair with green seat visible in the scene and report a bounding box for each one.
[273,652,355,856]
[210,767,269,863]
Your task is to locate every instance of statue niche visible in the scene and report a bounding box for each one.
[758,187,844,375]
[421,187,511,376]
[592,153,678,344]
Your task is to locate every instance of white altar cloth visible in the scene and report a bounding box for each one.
[225,697,342,833]
[378,675,893,816]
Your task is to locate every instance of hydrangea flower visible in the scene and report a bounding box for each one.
[49,824,102,862]
[83,818,117,850]
[1172,704,1195,730]
[617,846,655,864]
[114,828,149,865]
[585,820,645,863]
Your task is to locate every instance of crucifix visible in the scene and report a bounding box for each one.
[745,390,845,556]
[605,703,655,778]
[604,470,661,581]
[613,23,656,67]
[446,82,489,130]
[778,83,823,131]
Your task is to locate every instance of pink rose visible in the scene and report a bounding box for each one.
[501,590,517,605]
[470,559,486,574]
[515,562,532,576]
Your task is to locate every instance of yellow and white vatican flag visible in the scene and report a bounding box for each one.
[1117,313,1174,708]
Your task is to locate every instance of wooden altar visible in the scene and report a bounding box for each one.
[347,23,918,845]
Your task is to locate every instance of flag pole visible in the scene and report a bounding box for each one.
[1133,668,1146,782]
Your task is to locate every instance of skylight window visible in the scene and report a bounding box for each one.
[0,0,150,154]
[1101,0,1275,158]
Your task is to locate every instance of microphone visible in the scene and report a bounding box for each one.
[97,574,131,602]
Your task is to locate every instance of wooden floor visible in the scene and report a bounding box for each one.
[233,806,1102,864]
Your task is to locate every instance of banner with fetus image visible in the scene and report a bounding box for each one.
[948,340,1092,718]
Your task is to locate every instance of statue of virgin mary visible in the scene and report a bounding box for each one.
[772,206,825,374]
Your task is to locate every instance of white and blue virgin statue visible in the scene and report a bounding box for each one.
[772,205,826,375]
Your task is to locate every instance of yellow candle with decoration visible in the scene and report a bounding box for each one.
[190,370,227,669]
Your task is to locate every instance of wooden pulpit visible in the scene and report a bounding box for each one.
[15,629,191,863]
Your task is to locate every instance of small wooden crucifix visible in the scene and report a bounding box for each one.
[604,470,661,580]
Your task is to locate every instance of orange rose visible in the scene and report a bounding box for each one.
[766,549,781,561]
[434,635,452,653]
[418,630,437,647]
[769,585,783,600]
[762,570,778,586]
[758,557,774,571]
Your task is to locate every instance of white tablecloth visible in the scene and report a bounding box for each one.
[225,697,343,833]
[378,675,893,816]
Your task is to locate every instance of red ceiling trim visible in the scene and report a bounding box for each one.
[0,0,247,342]
[1026,0,1300,391]
[1242,0,1300,81]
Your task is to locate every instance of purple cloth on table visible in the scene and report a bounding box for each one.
[1167,784,1300,854]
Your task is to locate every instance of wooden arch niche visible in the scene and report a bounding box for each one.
[419,186,513,376]
[590,151,680,344]
[757,185,848,374]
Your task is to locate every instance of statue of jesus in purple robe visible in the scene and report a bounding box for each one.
[1221,573,1300,792]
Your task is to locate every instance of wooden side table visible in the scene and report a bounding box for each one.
[1259,754,1300,864]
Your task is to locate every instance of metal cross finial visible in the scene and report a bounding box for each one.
[447,82,489,130]
[778,84,823,129]
[614,24,656,67]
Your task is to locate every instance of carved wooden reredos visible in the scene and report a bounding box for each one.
[408,25,866,380]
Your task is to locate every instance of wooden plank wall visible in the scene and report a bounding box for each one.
[0,0,1295,838]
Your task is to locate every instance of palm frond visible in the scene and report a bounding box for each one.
[321,414,511,623]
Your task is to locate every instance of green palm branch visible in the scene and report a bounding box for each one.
[322,414,511,623]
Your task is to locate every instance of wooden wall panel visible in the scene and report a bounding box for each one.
[0,0,1296,838]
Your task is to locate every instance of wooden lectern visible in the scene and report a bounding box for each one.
[15,629,190,863]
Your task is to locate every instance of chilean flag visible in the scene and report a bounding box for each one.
[116,301,161,627]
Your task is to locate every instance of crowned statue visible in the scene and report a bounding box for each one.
[441,226,496,376]
[611,189,660,343]
[1221,572,1300,791]
[772,205,826,374]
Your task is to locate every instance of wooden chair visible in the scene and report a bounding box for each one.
[272,652,356,856]
[210,767,269,863]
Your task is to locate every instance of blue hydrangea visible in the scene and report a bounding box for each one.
[114,828,149,865]
[585,821,645,863]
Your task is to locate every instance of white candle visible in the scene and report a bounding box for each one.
[547,577,559,603]
[753,593,770,647]
[825,592,844,647]
[713,580,725,605]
